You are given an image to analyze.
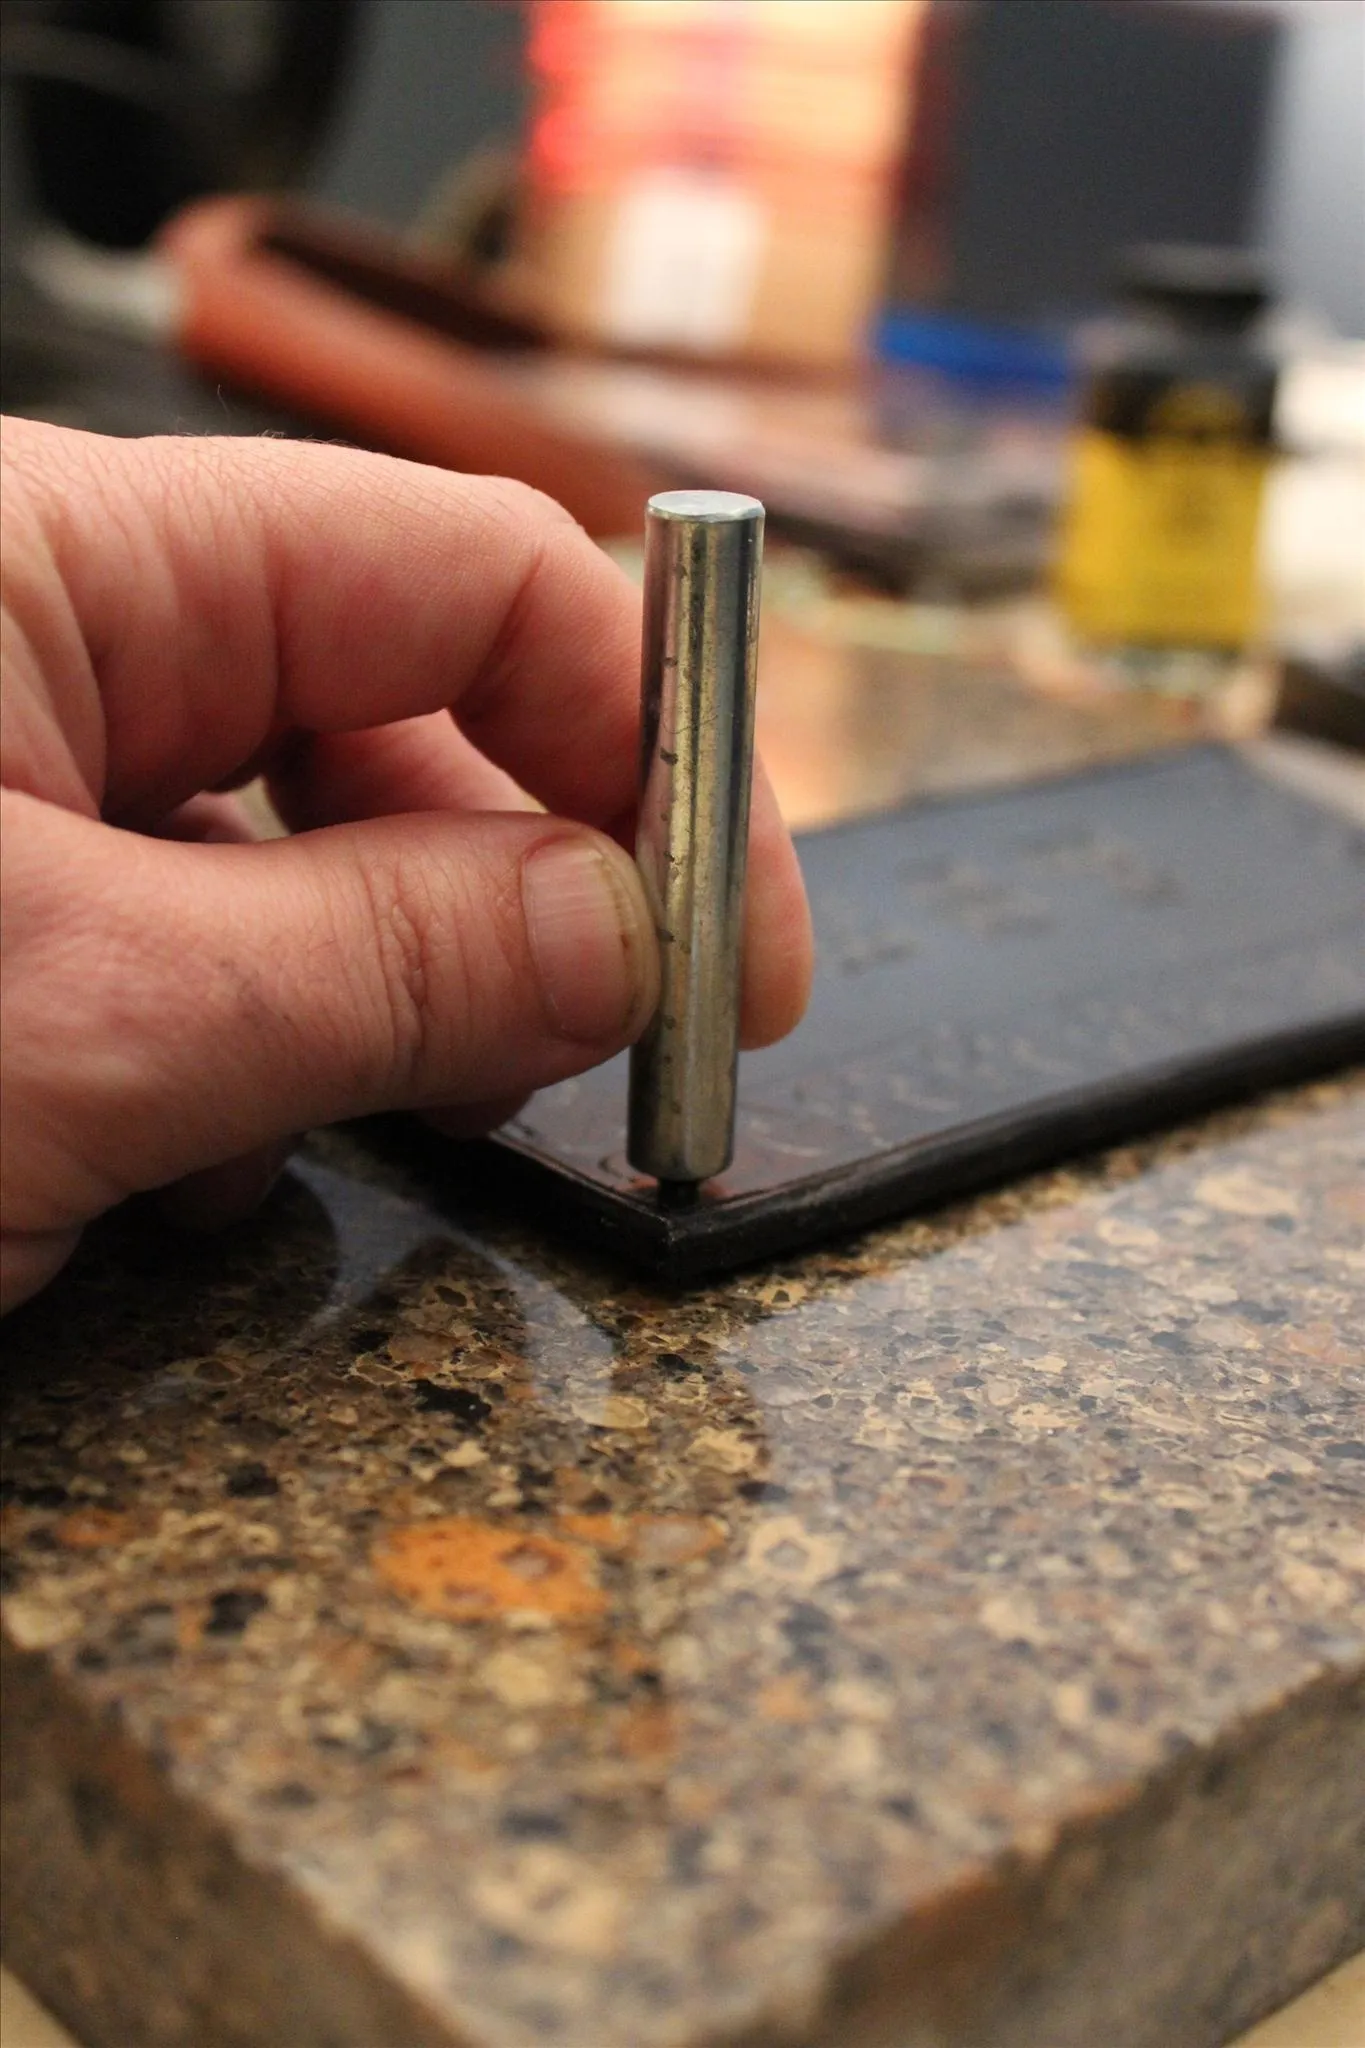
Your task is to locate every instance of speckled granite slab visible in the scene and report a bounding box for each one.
[3,1080,1363,2048]
[482,749,1365,1277]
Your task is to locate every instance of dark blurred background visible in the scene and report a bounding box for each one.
[2,0,1362,813]
[7,3,1358,321]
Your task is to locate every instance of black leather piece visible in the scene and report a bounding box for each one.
[480,749,1365,1279]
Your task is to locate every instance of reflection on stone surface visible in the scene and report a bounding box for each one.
[755,626,1197,830]
[739,548,1217,831]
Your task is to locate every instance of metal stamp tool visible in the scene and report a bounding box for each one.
[628,489,765,1192]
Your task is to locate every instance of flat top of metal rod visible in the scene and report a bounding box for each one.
[647,490,764,523]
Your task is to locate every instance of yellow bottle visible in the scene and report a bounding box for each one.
[1056,246,1277,655]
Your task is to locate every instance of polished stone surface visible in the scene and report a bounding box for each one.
[3,1076,1363,2048]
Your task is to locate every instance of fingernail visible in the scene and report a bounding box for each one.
[522,836,653,1044]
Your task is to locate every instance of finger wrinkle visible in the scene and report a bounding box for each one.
[455,520,642,821]
[351,846,462,1100]
[246,457,468,730]
[0,481,107,807]
[451,513,551,738]
[78,442,278,817]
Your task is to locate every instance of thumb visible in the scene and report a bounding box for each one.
[1,793,658,1243]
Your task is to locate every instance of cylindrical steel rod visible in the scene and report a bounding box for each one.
[628,490,764,1186]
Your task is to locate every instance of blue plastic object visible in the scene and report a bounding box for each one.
[874,308,1072,391]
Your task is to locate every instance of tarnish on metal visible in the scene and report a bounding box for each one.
[628,490,765,1185]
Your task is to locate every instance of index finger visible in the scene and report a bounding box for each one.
[4,422,639,825]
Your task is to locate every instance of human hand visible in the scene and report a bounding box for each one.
[0,422,812,1312]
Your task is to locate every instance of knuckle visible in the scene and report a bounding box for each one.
[480,474,582,537]
[0,838,192,1213]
